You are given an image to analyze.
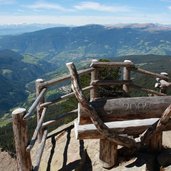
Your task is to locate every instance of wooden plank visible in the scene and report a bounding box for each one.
[79,96,171,124]
[91,62,134,68]
[75,118,171,139]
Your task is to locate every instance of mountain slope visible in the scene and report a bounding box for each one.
[0,24,171,65]
[0,49,55,114]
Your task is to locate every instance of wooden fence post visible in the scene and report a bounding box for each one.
[160,72,169,94]
[12,108,32,171]
[36,79,45,142]
[123,60,131,94]
[147,72,169,151]
[99,139,117,169]
[90,59,98,101]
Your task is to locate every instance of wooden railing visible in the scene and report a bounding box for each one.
[12,60,169,171]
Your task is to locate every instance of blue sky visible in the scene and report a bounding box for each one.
[0,0,171,25]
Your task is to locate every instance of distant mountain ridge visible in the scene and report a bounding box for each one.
[0,24,171,66]
[0,23,67,35]
[1,24,171,115]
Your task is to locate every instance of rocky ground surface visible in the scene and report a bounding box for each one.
[0,149,17,171]
[31,126,171,171]
[1,126,171,171]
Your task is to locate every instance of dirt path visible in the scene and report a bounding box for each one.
[31,128,171,171]
[0,150,17,171]
[1,129,171,171]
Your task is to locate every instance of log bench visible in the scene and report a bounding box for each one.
[66,62,171,169]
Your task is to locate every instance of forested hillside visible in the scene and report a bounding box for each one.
[0,55,171,156]
[0,49,55,114]
[0,24,171,66]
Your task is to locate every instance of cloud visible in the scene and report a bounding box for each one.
[168,6,171,9]
[0,14,171,26]
[24,2,71,12]
[74,1,130,13]
[161,0,171,2]
[0,0,15,4]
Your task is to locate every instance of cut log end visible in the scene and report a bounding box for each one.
[124,60,132,63]
[66,62,74,67]
[36,78,44,83]
[12,108,26,116]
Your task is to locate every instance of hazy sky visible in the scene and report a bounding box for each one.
[0,0,171,25]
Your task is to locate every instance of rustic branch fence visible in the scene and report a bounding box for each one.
[12,60,170,171]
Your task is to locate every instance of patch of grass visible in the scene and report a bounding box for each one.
[0,113,11,127]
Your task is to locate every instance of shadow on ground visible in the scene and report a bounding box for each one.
[46,126,92,171]
[117,146,171,171]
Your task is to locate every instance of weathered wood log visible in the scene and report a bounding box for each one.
[75,118,171,139]
[35,79,45,142]
[41,67,94,87]
[131,84,166,96]
[148,133,162,151]
[91,80,132,86]
[141,104,171,149]
[90,59,98,100]
[42,109,77,128]
[66,62,136,148]
[123,60,132,94]
[40,85,93,108]
[33,129,48,171]
[26,107,47,152]
[160,80,171,88]
[160,78,171,94]
[24,88,47,119]
[99,139,117,168]
[91,61,134,68]
[132,67,169,80]
[78,96,171,124]
[12,108,32,171]
[47,121,74,139]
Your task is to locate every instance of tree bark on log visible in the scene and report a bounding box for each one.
[141,104,171,150]
[75,118,171,139]
[12,108,32,171]
[36,79,45,142]
[99,139,117,168]
[66,62,136,148]
[78,96,171,125]
[123,60,131,94]
[90,59,98,100]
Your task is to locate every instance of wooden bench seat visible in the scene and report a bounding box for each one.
[75,118,171,139]
[66,62,171,169]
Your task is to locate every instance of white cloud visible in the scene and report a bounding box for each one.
[161,0,171,2]
[0,14,171,26]
[24,2,71,12]
[168,6,171,9]
[74,1,130,13]
[0,0,15,4]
